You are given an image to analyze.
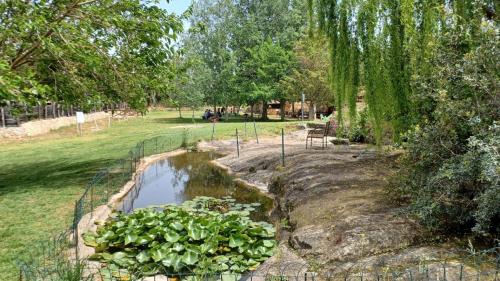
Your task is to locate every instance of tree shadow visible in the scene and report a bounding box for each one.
[0,158,117,196]
[152,115,295,125]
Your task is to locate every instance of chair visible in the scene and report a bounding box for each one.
[306,121,335,149]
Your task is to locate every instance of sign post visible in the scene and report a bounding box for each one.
[301,93,305,124]
[76,111,85,136]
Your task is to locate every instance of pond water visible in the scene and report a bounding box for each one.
[119,151,273,221]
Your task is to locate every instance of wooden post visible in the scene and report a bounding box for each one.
[281,128,285,167]
[1,107,5,128]
[211,122,216,141]
[236,128,240,158]
[253,119,259,144]
[24,104,28,122]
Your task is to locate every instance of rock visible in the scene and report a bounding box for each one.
[197,131,495,276]
[330,137,350,145]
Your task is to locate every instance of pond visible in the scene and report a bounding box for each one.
[119,151,273,222]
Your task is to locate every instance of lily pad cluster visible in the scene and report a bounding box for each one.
[83,197,276,276]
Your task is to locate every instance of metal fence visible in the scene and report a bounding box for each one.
[16,127,500,281]
[18,258,500,281]
[18,132,191,281]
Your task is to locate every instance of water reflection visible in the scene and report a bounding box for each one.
[119,152,273,221]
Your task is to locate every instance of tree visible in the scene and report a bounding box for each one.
[182,0,306,118]
[310,0,500,238]
[0,0,184,112]
[281,36,332,120]
[391,27,499,237]
[240,40,293,120]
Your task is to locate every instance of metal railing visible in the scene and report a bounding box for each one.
[16,127,500,281]
[18,132,191,281]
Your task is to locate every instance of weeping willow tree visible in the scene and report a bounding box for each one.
[311,0,500,238]
[308,0,496,143]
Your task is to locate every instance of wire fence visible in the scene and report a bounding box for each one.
[16,123,500,281]
[18,131,191,281]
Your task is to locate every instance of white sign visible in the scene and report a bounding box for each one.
[76,112,85,124]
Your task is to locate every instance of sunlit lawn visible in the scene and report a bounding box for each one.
[0,109,299,280]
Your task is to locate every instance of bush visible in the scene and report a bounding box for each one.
[349,108,369,143]
[390,27,499,238]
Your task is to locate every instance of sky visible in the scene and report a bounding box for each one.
[158,0,192,16]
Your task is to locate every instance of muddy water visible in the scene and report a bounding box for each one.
[119,152,273,221]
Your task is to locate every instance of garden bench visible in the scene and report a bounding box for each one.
[306,121,335,149]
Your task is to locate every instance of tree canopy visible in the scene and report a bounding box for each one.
[0,0,185,112]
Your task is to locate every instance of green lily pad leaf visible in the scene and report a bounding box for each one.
[164,230,181,243]
[151,248,170,262]
[82,233,98,247]
[263,240,275,248]
[181,250,199,265]
[111,252,132,267]
[170,221,184,231]
[229,235,245,248]
[136,251,151,263]
[188,227,203,240]
[161,253,180,267]
[172,243,184,252]
[124,233,138,245]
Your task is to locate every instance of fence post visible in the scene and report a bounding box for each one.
[253,119,259,144]
[236,128,240,158]
[281,128,285,167]
[495,257,499,281]
[106,170,110,202]
[74,200,79,261]
[90,186,94,218]
[445,264,448,281]
[130,153,133,175]
[211,122,216,141]
[1,107,5,128]
[244,119,247,138]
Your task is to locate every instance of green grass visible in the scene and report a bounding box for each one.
[0,109,299,280]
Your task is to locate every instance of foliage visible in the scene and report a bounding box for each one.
[280,36,332,120]
[183,0,306,118]
[309,0,498,143]
[348,108,369,143]
[390,26,499,238]
[240,40,293,120]
[83,197,276,276]
[0,0,184,111]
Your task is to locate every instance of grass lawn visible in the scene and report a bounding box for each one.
[0,109,300,280]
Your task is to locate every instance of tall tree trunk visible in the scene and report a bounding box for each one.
[309,101,316,121]
[250,103,254,118]
[261,101,268,121]
[280,99,286,121]
[178,107,182,118]
[192,107,195,122]
[292,102,295,117]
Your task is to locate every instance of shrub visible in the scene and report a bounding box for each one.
[390,27,499,238]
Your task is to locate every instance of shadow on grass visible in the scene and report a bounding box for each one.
[0,158,117,196]
[152,115,297,125]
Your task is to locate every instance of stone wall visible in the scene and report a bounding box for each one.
[0,112,110,139]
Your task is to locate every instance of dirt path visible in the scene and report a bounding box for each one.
[199,130,480,278]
